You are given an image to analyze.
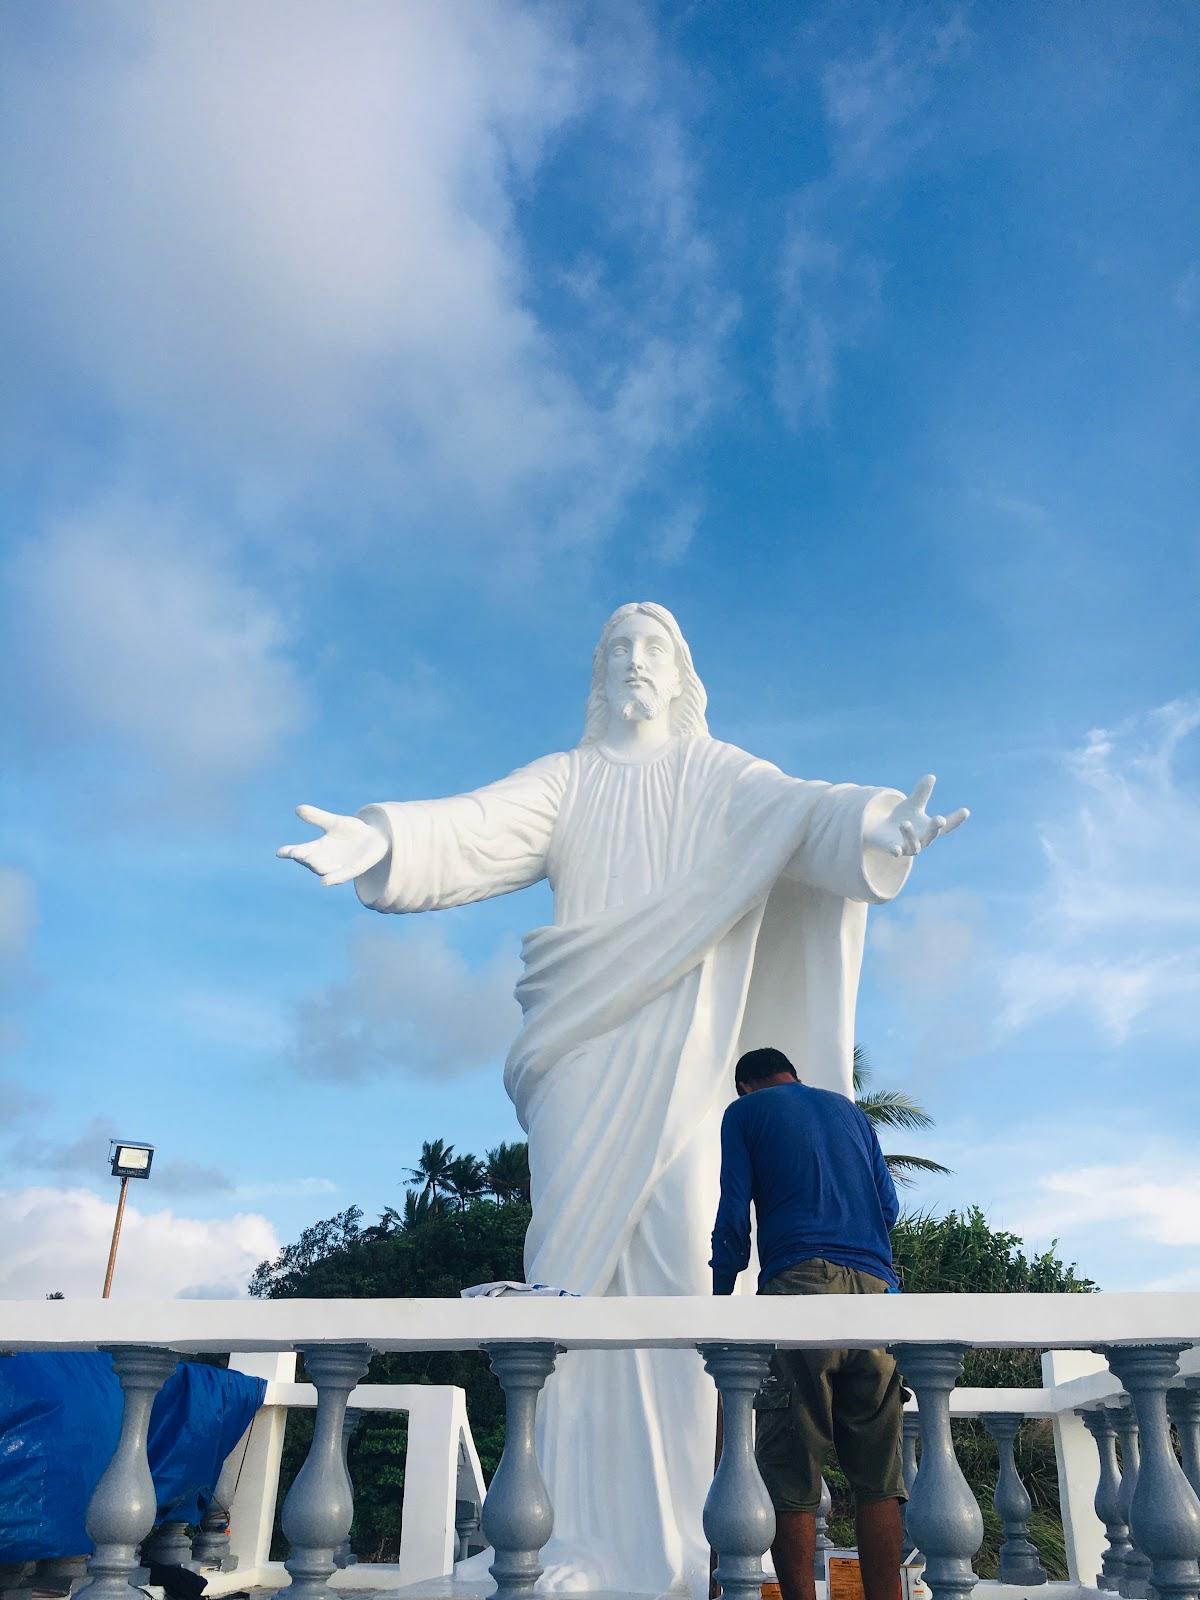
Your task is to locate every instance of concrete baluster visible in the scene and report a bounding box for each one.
[1113,1404,1155,1598]
[333,1408,364,1568]
[191,1498,232,1569]
[1104,1347,1200,1600]
[276,1345,372,1600]
[141,1523,193,1568]
[481,1342,559,1600]
[981,1414,1046,1585]
[192,1426,246,1572]
[901,1411,921,1550]
[813,1475,834,1581]
[890,1345,982,1600]
[1168,1385,1200,1500]
[456,1497,482,1562]
[1079,1405,1132,1589]
[76,1347,180,1600]
[700,1344,776,1600]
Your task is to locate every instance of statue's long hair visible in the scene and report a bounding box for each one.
[580,602,709,745]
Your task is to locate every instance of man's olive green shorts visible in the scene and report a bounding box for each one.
[753,1258,906,1515]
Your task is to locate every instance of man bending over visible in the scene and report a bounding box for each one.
[710,1047,905,1600]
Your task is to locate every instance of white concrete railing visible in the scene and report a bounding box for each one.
[2,1294,1199,1600]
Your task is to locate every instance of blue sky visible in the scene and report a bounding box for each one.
[1,0,1197,1299]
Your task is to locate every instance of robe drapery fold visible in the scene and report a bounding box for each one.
[355,736,909,1597]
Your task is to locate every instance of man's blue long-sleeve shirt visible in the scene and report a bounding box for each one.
[710,1081,900,1294]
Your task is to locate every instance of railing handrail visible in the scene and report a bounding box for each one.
[4,1290,1198,1352]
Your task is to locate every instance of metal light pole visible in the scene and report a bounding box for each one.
[103,1140,154,1298]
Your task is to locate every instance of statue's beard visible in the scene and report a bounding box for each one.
[616,683,665,724]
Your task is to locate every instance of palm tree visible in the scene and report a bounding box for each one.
[399,1187,449,1232]
[485,1141,531,1205]
[853,1046,950,1187]
[407,1138,456,1202]
[445,1153,487,1211]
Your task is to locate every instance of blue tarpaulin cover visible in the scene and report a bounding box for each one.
[0,1354,266,1561]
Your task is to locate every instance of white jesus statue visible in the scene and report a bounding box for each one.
[279,602,967,1598]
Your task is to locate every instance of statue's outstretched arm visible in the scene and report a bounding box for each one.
[277,805,388,887]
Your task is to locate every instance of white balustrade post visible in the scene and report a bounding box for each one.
[981,1413,1046,1585]
[1104,1346,1200,1600]
[1044,1349,1109,1588]
[276,1345,372,1600]
[398,1385,469,1585]
[76,1347,180,1600]
[891,1344,981,1600]
[481,1342,559,1600]
[226,1352,296,1578]
[700,1343,776,1600]
[814,1476,834,1580]
[1079,1406,1132,1590]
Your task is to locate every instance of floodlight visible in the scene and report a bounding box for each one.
[103,1139,156,1297]
[109,1140,154,1179]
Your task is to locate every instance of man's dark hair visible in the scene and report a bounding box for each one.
[734,1047,799,1087]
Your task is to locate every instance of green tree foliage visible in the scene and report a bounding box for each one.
[406,1138,457,1202]
[484,1140,531,1204]
[251,1187,532,1559]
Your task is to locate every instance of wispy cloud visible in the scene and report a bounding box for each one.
[998,696,1200,1042]
[868,696,1200,1053]
[773,12,971,427]
[291,921,521,1082]
[1,2,731,554]
[900,1116,1200,1290]
[0,868,36,965]
[7,497,304,796]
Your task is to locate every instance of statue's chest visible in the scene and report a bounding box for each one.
[549,753,690,919]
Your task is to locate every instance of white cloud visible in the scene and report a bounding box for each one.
[820,14,972,183]
[866,888,991,1069]
[998,696,1200,1042]
[1,3,729,549]
[0,1186,277,1299]
[0,868,38,1054]
[292,921,521,1082]
[0,868,37,964]
[773,14,970,427]
[899,1117,1200,1291]
[774,218,883,427]
[8,500,303,791]
[1027,1161,1200,1250]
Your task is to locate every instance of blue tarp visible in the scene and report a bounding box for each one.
[0,1354,266,1562]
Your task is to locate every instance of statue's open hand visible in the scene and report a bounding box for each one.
[276,805,388,887]
[872,775,969,859]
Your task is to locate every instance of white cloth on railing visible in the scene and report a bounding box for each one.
[461,1281,579,1298]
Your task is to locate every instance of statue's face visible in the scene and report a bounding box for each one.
[604,612,682,727]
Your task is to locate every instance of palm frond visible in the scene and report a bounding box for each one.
[852,1044,871,1094]
[885,1153,953,1188]
[857,1089,936,1131]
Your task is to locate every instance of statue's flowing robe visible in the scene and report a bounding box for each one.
[356,736,909,1598]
